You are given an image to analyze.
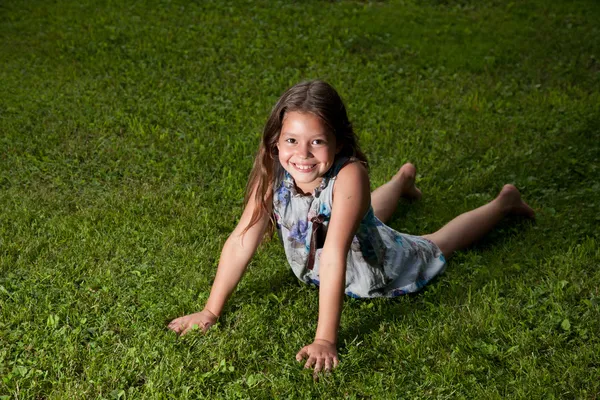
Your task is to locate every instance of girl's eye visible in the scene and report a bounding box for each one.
[283,138,325,145]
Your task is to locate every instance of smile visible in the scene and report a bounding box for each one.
[292,163,316,172]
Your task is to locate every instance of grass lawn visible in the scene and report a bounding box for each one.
[1,0,599,398]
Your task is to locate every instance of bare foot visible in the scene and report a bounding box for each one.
[497,184,535,218]
[393,163,422,200]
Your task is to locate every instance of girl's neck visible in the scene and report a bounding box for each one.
[294,178,323,196]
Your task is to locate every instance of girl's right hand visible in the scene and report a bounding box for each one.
[168,309,218,336]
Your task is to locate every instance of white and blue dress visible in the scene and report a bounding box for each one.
[273,157,446,298]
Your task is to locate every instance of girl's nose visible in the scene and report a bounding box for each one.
[297,143,311,158]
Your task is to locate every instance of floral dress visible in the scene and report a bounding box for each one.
[273,157,447,298]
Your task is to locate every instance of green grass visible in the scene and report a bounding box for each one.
[1,0,599,398]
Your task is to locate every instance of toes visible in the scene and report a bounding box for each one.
[407,186,422,201]
[498,185,535,218]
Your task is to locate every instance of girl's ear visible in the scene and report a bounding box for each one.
[335,142,343,154]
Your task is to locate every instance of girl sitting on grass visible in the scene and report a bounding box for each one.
[168,80,534,374]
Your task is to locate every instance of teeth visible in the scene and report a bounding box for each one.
[294,163,315,171]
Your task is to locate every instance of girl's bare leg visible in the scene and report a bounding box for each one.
[423,184,535,258]
[371,163,422,224]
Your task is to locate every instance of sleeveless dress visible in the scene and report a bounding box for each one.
[272,157,447,298]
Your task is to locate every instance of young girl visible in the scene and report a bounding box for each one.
[168,80,534,374]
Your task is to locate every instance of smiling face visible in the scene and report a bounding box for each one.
[276,111,339,194]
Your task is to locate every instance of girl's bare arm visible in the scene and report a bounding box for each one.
[296,162,371,372]
[204,201,270,316]
[168,186,271,335]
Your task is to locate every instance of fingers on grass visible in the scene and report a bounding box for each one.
[324,358,333,372]
[296,347,308,362]
[304,355,317,369]
[181,322,198,336]
[181,324,193,336]
[201,321,212,333]
[313,358,324,374]
[167,319,182,333]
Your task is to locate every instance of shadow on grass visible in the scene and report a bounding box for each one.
[222,266,299,313]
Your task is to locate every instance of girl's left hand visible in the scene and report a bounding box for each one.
[296,339,339,375]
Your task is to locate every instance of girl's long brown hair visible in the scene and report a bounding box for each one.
[242,80,368,238]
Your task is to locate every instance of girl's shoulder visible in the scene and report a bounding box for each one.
[330,156,367,180]
[331,157,370,205]
[333,157,369,188]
